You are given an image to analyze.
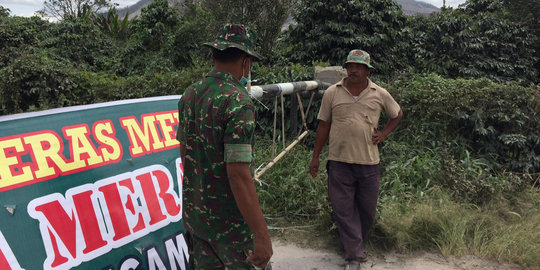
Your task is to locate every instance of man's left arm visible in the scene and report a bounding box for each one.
[372,109,403,145]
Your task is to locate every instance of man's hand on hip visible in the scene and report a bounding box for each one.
[372,127,387,144]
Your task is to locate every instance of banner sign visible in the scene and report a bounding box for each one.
[0,96,188,270]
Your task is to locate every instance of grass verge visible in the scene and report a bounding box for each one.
[255,136,540,269]
[374,189,540,269]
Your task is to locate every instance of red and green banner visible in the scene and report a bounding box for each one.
[0,96,188,270]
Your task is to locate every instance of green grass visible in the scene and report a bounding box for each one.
[254,134,540,269]
[375,190,540,269]
[254,134,330,223]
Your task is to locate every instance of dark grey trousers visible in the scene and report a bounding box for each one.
[327,160,380,261]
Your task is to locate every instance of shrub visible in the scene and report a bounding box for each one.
[0,15,51,69]
[0,52,80,114]
[40,18,116,71]
[390,74,539,173]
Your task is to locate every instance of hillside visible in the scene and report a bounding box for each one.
[117,0,185,19]
[117,0,439,19]
[397,0,439,15]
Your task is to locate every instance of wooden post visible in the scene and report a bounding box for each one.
[289,94,298,136]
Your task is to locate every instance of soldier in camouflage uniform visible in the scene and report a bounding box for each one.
[176,24,272,269]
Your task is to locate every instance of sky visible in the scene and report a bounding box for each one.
[423,0,466,8]
[0,0,139,17]
[0,0,467,18]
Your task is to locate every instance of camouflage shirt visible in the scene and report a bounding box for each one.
[176,69,254,244]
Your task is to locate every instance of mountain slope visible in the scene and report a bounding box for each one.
[118,0,439,19]
[397,0,439,15]
[117,0,186,19]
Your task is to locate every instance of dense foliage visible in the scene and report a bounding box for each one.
[193,0,295,60]
[392,74,539,173]
[407,2,538,82]
[284,0,538,83]
[283,0,409,76]
[254,74,539,268]
[40,0,115,20]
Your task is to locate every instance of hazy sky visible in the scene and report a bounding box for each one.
[0,0,467,18]
[0,0,139,17]
[422,0,466,8]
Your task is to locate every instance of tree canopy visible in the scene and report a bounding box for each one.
[284,0,409,76]
[283,0,538,82]
[39,0,115,20]
[0,0,538,175]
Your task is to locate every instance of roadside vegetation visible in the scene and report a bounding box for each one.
[253,73,539,269]
[1,0,538,268]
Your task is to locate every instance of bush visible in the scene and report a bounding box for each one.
[0,15,51,69]
[390,74,539,173]
[408,6,538,83]
[0,52,80,114]
[0,60,211,115]
[40,18,116,71]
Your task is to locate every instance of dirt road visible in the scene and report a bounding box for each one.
[270,240,523,270]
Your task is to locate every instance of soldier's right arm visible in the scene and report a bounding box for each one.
[227,162,273,268]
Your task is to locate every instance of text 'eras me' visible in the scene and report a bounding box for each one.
[1,110,190,269]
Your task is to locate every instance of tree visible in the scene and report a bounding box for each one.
[0,6,10,18]
[500,0,540,72]
[410,3,538,83]
[131,0,180,50]
[115,0,180,75]
[39,0,115,20]
[193,0,295,61]
[283,0,409,76]
[91,7,130,40]
[460,0,504,14]
[165,3,216,68]
[40,18,116,71]
[0,15,52,69]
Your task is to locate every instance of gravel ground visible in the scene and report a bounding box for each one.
[270,240,523,270]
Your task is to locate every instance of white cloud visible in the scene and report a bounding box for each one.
[114,0,139,8]
[0,0,41,7]
[420,0,466,8]
[0,0,142,17]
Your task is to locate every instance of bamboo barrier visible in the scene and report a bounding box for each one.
[251,80,332,179]
[255,130,310,180]
[249,80,331,99]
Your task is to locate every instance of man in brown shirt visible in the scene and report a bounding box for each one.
[309,50,403,270]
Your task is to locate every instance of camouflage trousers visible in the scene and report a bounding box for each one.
[185,232,272,269]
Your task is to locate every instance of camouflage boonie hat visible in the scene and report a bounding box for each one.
[343,49,374,69]
[204,23,263,61]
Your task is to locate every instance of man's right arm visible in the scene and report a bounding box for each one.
[309,120,330,178]
[226,162,273,268]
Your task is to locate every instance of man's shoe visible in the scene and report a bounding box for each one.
[344,262,361,270]
[355,251,368,263]
[356,255,368,263]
